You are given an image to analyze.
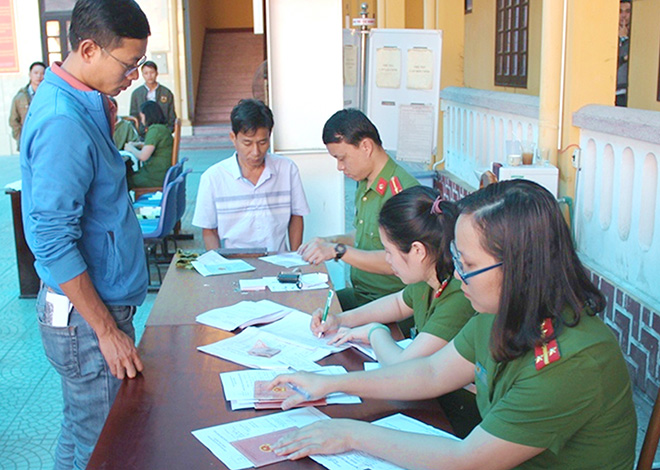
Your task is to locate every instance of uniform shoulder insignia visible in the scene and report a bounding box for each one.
[375,177,387,196]
[389,176,403,195]
[160,95,168,103]
[534,318,561,371]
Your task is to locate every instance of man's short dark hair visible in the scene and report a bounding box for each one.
[141,60,158,72]
[29,61,46,72]
[322,108,382,148]
[230,99,274,135]
[69,0,150,51]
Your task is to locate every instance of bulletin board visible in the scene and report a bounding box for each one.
[365,29,442,162]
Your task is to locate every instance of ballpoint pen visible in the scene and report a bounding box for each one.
[287,382,312,401]
[317,290,334,338]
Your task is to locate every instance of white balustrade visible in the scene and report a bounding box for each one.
[440,87,540,188]
[574,105,660,308]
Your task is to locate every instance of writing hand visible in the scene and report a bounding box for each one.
[310,307,339,337]
[97,327,144,379]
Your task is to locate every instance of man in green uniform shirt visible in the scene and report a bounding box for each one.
[299,109,418,311]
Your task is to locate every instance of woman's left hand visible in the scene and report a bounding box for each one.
[328,323,380,346]
[273,419,362,460]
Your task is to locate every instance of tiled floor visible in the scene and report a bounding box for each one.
[0,150,656,469]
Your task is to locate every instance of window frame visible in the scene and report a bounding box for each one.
[494,0,529,88]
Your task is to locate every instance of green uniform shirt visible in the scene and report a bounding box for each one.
[351,157,418,305]
[401,279,474,341]
[453,312,636,470]
[131,123,173,188]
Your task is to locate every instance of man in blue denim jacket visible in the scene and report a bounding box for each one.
[20,1,150,468]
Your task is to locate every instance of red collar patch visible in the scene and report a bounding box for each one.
[389,176,403,195]
[375,177,387,196]
[534,318,561,370]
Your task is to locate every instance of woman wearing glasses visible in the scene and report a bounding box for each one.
[311,186,473,365]
[270,180,635,469]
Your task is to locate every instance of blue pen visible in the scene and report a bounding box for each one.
[287,382,312,401]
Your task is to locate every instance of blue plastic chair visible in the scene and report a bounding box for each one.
[140,175,184,286]
[133,156,188,208]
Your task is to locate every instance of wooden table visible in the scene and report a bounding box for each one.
[147,257,341,326]
[88,257,452,469]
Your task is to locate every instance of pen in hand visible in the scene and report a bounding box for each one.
[287,382,312,401]
[317,290,334,338]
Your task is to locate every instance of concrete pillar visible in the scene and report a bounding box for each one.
[538,0,563,167]
[559,0,618,196]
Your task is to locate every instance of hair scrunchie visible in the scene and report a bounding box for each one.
[430,196,443,215]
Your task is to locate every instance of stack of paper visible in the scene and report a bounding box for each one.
[351,338,414,361]
[239,273,329,292]
[198,327,331,370]
[191,251,256,277]
[259,310,350,354]
[219,366,361,410]
[196,300,294,331]
[258,252,308,268]
[192,409,460,470]
[192,407,330,470]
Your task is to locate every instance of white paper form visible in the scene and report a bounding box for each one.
[192,407,330,470]
[219,366,361,410]
[192,250,256,277]
[259,311,350,354]
[239,273,329,293]
[198,327,330,370]
[196,300,296,331]
[266,273,329,292]
[311,413,460,470]
[351,338,413,361]
[259,252,308,268]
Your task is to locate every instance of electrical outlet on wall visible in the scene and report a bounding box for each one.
[572,148,581,169]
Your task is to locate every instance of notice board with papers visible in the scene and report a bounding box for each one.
[365,29,442,163]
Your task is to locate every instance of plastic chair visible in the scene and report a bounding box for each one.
[133,157,188,208]
[140,175,183,287]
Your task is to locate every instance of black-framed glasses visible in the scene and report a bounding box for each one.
[88,39,146,78]
[450,240,502,285]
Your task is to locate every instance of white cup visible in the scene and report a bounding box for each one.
[507,154,522,166]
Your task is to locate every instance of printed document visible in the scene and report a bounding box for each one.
[196,300,295,331]
[192,407,330,470]
[197,327,330,370]
[311,413,460,470]
[192,250,256,277]
[219,366,361,410]
[259,252,308,268]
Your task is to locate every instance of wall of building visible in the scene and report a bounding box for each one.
[206,0,254,30]
[463,0,541,96]
[115,0,178,121]
[627,0,660,112]
[405,0,424,29]
[186,0,208,119]
[0,1,43,156]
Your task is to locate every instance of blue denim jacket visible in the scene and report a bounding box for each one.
[20,68,147,305]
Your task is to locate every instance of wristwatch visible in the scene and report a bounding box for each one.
[334,243,347,261]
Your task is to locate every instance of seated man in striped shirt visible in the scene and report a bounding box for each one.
[192,99,310,252]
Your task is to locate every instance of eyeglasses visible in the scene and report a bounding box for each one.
[450,240,502,285]
[92,40,146,78]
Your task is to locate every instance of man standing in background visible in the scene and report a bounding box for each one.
[129,60,176,132]
[8,61,46,151]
